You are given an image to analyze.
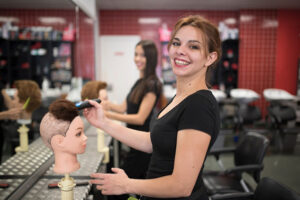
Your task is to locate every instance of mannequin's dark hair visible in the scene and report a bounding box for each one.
[49,99,79,122]
[129,40,162,103]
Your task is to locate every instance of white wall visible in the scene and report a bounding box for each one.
[99,35,141,103]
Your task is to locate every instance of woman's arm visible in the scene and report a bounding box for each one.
[1,89,14,109]
[84,100,153,153]
[105,100,127,113]
[90,129,211,198]
[106,92,157,125]
[0,107,22,120]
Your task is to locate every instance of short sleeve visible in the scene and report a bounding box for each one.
[145,79,161,96]
[178,94,217,138]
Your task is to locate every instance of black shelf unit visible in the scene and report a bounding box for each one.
[212,39,239,95]
[161,41,176,85]
[0,38,73,88]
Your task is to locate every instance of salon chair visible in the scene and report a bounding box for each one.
[230,89,263,134]
[203,132,269,195]
[235,104,263,133]
[210,177,300,200]
[264,88,299,153]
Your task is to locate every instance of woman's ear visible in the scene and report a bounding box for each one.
[205,52,218,67]
[50,134,65,151]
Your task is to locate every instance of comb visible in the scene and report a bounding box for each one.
[23,97,31,110]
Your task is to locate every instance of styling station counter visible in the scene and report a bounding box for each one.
[0,123,111,200]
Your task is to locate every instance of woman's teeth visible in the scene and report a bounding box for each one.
[175,60,189,65]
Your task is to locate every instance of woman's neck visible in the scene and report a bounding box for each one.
[139,71,144,78]
[53,151,80,174]
[176,76,207,99]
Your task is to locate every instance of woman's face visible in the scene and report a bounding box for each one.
[168,25,209,78]
[62,116,87,154]
[134,45,147,72]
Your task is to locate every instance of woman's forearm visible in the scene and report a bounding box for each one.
[102,119,152,153]
[107,112,145,125]
[127,175,191,198]
[109,101,126,113]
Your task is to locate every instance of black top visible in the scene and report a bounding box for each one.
[126,78,161,131]
[142,90,220,200]
[0,82,5,112]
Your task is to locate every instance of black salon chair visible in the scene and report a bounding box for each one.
[210,177,300,200]
[266,104,299,153]
[235,104,263,133]
[203,132,269,195]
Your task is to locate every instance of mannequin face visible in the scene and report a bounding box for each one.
[61,116,87,154]
[98,89,108,101]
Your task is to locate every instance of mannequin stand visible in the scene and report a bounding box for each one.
[15,119,31,153]
[97,129,109,164]
[58,174,76,200]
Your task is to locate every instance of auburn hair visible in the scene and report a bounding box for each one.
[14,80,41,112]
[81,81,107,100]
[168,15,222,87]
[49,99,78,122]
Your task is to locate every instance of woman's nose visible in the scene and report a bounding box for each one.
[176,45,186,56]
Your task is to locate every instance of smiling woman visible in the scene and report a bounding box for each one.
[83,15,221,200]
[40,99,88,174]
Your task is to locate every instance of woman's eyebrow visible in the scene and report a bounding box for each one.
[188,40,201,44]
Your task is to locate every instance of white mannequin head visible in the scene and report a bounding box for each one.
[40,99,87,174]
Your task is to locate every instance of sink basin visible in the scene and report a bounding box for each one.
[263,88,295,101]
[230,88,260,104]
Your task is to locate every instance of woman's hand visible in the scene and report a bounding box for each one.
[90,168,130,195]
[83,100,107,129]
[5,107,22,120]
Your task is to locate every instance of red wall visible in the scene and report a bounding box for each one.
[0,9,95,80]
[238,10,278,115]
[99,10,239,70]
[275,10,300,94]
[99,9,300,116]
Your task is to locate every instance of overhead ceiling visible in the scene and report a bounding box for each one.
[0,0,299,10]
[97,0,300,10]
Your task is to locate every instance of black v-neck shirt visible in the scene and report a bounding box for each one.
[142,90,220,200]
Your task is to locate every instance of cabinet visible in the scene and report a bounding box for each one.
[161,41,176,85]
[0,38,73,88]
[212,39,239,95]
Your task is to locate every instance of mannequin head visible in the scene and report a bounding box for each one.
[13,80,41,119]
[81,81,108,101]
[40,99,87,174]
[14,80,41,113]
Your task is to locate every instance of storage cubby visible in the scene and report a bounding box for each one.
[0,38,73,88]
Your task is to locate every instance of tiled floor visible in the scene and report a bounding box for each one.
[204,131,300,193]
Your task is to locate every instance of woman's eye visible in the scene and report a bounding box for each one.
[190,45,199,50]
[76,132,82,137]
[172,41,180,46]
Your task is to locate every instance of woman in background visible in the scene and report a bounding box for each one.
[101,40,162,200]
